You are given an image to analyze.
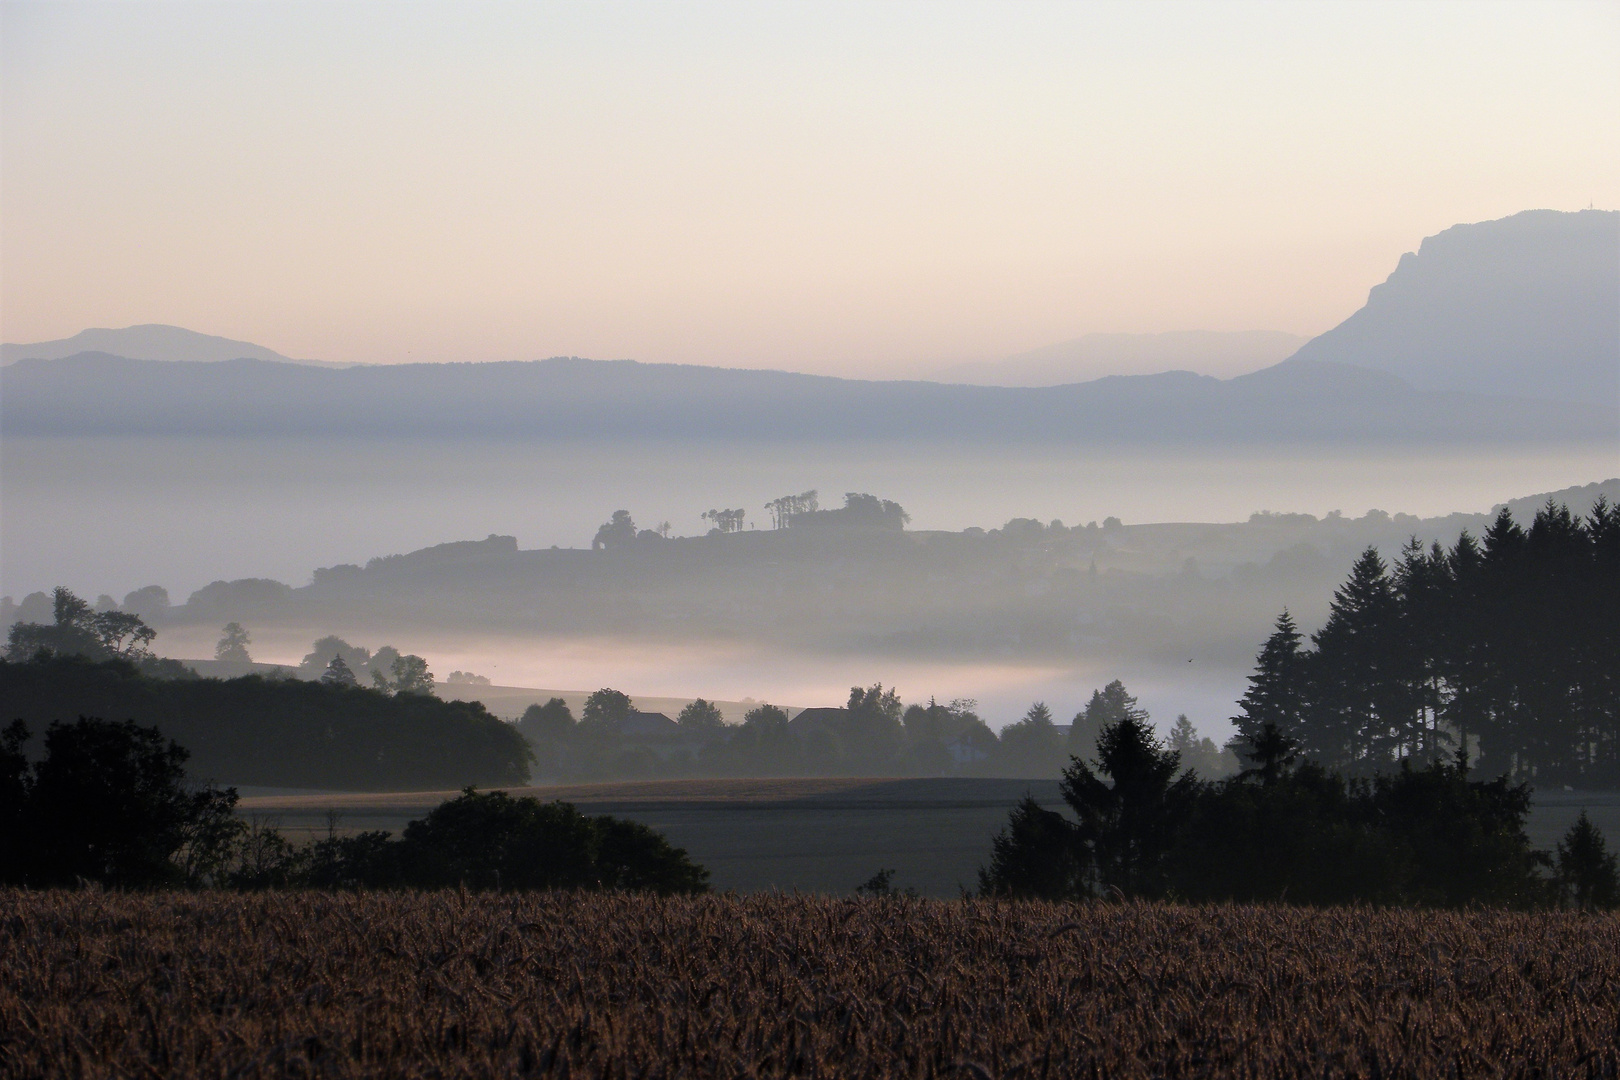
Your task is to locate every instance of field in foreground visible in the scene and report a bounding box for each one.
[4,892,1617,1079]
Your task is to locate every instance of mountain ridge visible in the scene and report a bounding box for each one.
[2,351,1611,445]
[933,330,1309,385]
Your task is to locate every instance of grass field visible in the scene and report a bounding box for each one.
[238,778,1620,898]
[4,890,1616,1078]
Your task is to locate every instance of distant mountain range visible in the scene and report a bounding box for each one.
[1,352,1609,444]
[2,209,1613,443]
[934,331,1310,385]
[0,324,349,368]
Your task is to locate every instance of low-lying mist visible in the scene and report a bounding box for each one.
[6,432,1611,741]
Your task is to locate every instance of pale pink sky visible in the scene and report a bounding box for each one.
[2,1,1616,376]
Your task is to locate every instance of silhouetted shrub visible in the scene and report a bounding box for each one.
[309,789,709,894]
[0,717,239,887]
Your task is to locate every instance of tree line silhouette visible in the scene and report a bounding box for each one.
[1231,500,1618,785]
[979,499,1620,908]
[0,653,531,791]
[518,682,1234,782]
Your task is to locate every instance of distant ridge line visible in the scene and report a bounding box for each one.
[1,350,1612,446]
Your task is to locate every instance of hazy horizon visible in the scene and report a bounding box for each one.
[2,1,1616,764]
[4,2,1616,376]
[2,324,1315,384]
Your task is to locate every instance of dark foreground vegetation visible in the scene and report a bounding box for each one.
[973,498,1620,907]
[0,718,705,894]
[3,891,1617,1079]
[980,711,1618,908]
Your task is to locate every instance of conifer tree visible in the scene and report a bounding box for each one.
[1439,530,1489,767]
[1068,679,1148,757]
[1061,708,1196,897]
[321,654,358,686]
[1474,508,1530,774]
[1556,811,1618,910]
[1392,539,1452,762]
[1308,547,1403,770]
[977,795,1083,899]
[1231,610,1306,757]
[1229,500,1616,788]
[1237,722,1299,786]
[1583,500,1620,783]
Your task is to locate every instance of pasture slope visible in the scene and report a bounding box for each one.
[2,891,1616,1078]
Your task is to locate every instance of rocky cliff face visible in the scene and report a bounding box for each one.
[1285,209,1618,404]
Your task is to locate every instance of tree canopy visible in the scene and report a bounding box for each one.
[1230,500,1620,785]
[0,653,531,791]
[215,622,252,664]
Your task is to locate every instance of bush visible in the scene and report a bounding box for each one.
[310,789,710,895]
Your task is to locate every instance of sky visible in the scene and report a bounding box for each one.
[2,1,1616,377]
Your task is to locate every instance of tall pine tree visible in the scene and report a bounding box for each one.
[1392,537,1453,763]
[1231,610,1306,755]
[1306,547,1405,771]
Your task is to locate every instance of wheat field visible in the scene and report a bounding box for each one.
[3,890,1616,1078]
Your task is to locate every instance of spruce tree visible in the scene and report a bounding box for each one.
[1584,500,1620,784]
[1392,538,1452,762]
[1069,679,1148,758]
[1308,547,1403,771]
[1556,811,1619,910]
[321,654,358,686]
[977,795,1083,899]
[1518,504,1584,778]
[1231,610,1306,757]
[1475,509,1529,776]
[1061,709,1196,897]
[1439,530,1488,770]
[1237,722,1299,786]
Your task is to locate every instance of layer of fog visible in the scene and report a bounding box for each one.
[5,434,1614,740]
[5,435,1613,600]
[150,622,1250,743]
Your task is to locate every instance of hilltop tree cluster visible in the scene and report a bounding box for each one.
[588,491,913,549]
[4,586,187,678]
[1232,501,1619,785]
[296,635,435,694]
[765,489,819,528]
